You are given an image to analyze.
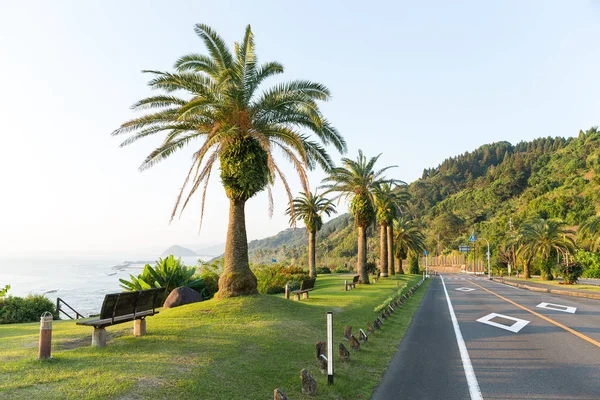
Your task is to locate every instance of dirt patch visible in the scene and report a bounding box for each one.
[57,337,90,350]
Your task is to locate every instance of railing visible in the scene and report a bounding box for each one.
[56,297,85,320]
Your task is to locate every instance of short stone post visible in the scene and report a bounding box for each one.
[274,388,288,400]
[92,327,107,348]
[339,343,350,360]
[344,280,348,291]
[343,325,352,340]
[134,319,146,337]
[301,369,317,396]
[285,284,290,299]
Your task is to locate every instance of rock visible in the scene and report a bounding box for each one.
[343,325,352,341]
[339,343,350,360]
[359,329,368,342]
[316,341,326,360]
[377,316,384,325]
[274,388,288,400]
[349,334,360,351]
[301,369,317,396]
[388,304,395,312]
[381,312,387,320]
[163,286,203,308]
[367,321,375,334]
[319,354,328,374]
[374,319,381,330]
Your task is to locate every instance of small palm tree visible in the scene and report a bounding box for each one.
[373,183,408,277]
[286,192,337,278]
[578,215,600,251]
[113,24,346,298]
[516,218,575,280]
[321,150,397,283]
[394,218,426,274]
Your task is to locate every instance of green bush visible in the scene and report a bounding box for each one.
[253,264,310,294]
[0,285,9,300]
[196,260,221,299]
[408,256,420,274]
[575,250,600,278]
[557,263,583,284]
[366,262,378,275]
[333,268,350,274]
[316,267,331,274]
[0,294,57,324]
[583,269,600,278]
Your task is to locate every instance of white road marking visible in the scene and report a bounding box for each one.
[537,302,577,314]
[477,313,530,333]
[441,276,483,400]
[455,287,476,292]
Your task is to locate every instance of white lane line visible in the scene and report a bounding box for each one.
[441,276,483,400]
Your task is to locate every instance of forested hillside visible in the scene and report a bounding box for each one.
[248,127,600,272]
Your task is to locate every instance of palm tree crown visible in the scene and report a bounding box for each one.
[112,24,346,298]
[578,215,600,251]
[394,218,426,261]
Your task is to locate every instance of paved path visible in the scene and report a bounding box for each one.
[372,275,600,399]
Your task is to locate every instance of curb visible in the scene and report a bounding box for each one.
[492,278,600,301]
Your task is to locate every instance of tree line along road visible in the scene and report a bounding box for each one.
[372,275,600,400]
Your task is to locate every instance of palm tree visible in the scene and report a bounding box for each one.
[516,218,576,280]
[393,218,426,274]
[373,184,408,277]
[578,215,600,251]
[321,150,397,283]
[112,24,346,298]
[286,192,336,278]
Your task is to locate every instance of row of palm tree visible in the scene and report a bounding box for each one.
[114,23,425,297]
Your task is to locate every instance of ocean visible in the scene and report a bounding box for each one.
[0,255,208,317]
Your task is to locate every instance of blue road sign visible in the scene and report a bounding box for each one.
[469,233,476,242]
[271,258,276,263]
[424,250,428,256]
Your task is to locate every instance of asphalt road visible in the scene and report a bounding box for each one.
[372,275,600,400]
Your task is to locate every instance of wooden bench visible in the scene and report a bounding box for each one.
[76,287,166,348]
[287,278,316,300]
[345,275,360,291]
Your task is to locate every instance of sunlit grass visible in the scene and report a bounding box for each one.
[0,274,429,399]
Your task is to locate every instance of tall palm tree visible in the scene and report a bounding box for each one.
[112,24,346,298]
[578,215,600,251]
[516,218,576,280]
[285,191,337,278]
[321,150,397,283]
[373,183,408,277]
[394,218,426,274]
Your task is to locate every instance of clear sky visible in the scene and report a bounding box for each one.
[0,1,599,257]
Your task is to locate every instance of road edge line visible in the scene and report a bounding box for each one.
[441,276,483,400]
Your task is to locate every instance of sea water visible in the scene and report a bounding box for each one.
[0,255,208,317]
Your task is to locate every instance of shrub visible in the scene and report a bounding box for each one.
[0,285,9,300]
[575,250,600,279]
[197,260,221,299]
[366,262,378,275]
[253,264,310,294]
[316,267,331,274]
[333,268,350,274]
[0,294,58,324]
[583,268,600,278]
[557,263,583,284]
[408,256,420,274]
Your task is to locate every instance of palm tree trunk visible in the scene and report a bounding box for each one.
[387,225,395,275]
[397,258,404,274]
[357,225,369,284]
[308,230,316,278]
[215,198,258,298]
[523,260,531,279]
[379,224,388,277]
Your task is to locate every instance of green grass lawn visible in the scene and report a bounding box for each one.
[507,277,600,292]
[0,274,429,400]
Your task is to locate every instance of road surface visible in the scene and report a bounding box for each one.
[372,274,600,399]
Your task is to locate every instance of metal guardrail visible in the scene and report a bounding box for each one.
[56,297,85,320]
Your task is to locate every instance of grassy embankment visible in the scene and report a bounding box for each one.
[0,274,430,399]
[508,277,600,292]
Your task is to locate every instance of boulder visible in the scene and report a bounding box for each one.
[339,343,350,360]
[374,319,381,330]
[367,321,375,334]
[343,325,352,341]
[349,334,360,351]
[359,329,368,342]
[274,388,288,400]
[316,341,326,360]
[163,287,203,309]
[301,369,317,396]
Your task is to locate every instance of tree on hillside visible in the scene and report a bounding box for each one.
[393,218,426,274]
[113,24,346,298]
[515,218,575,280]
[373,183,408,277]
[321,151,397,283]
[578,215,600,251]
[285,192,336,278]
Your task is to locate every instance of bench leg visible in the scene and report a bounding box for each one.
[303,292,309,299]
[92,327,107,348]
[134,319,146,337]
[285,284,290,300]
[345,281,348,291]
[294,293,300,301]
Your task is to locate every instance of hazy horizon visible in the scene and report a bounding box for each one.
[1,1,599,257]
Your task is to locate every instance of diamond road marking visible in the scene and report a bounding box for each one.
[537,302,577,314]
[455,287,476,292]
[476,313,530,333]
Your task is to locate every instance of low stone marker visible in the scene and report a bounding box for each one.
[359,328,368,342]
[316,341,326,360]
[388,304,395,312]
[381,312,387,320]
[349,334,360,351]
[274,388,288,400]
[374,319,381,330]
[367,321,375,334]
[343,325,352,341]
[301,369,317,396]
[319,354,328,374]
[377,316,384,325]
[339,343,350,360]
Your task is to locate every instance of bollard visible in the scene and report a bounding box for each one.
[285,283,290,300]
[38,311,53,360]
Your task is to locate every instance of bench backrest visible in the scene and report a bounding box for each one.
[99,287,166,322]
[352,275,359,283]
[300,278,316,291]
